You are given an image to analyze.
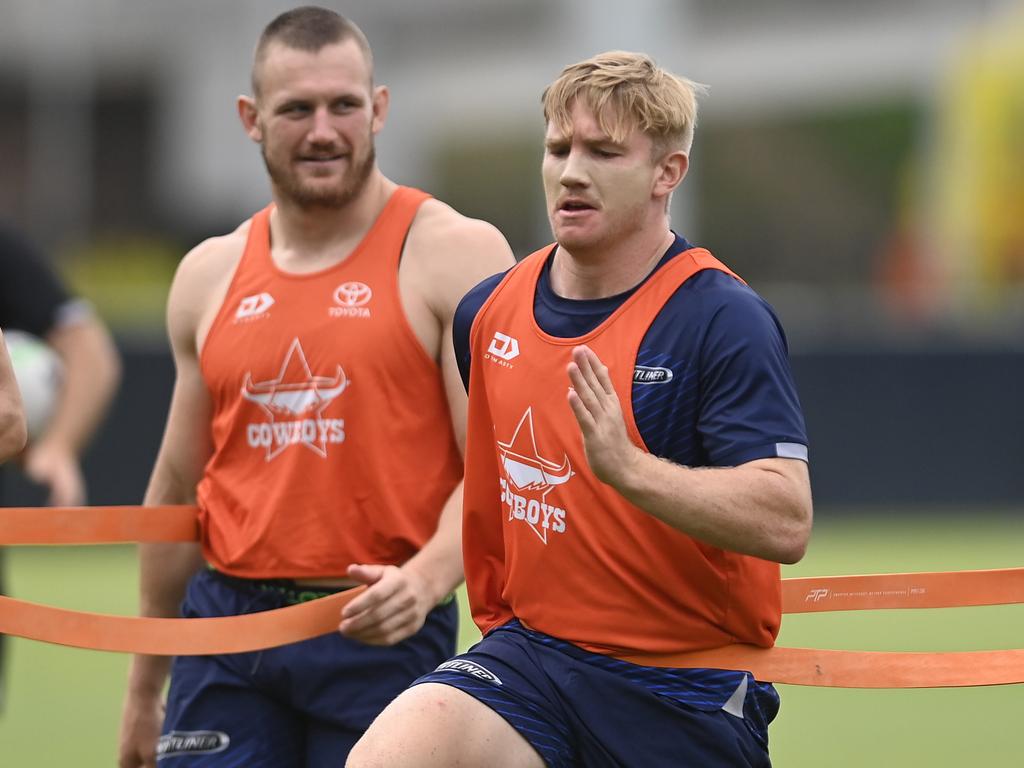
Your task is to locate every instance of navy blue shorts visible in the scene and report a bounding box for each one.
[414,622,776,768]
[158,569,457,767]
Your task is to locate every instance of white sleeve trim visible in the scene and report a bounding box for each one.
[53,299,95,329]
[775,442,808,461]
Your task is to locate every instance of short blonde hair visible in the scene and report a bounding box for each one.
[542,51,705,155]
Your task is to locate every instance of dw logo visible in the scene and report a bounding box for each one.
[235,292,274,321]
[487,332,519,362]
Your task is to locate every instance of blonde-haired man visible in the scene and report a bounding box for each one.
[350,51,812,767]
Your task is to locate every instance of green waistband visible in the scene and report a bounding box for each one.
[206,566,456,607]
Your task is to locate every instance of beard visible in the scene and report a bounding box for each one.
[550,198,647,255]
[261,138,376,210]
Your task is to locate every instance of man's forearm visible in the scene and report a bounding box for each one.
[127,541,204,696]
[611,454,812,564]
[45,319,121,453]
[401,481,465,605]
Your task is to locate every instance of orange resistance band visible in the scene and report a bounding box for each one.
[783,568,1024,612]
[0,505,198,545]
[0,505,1021,687]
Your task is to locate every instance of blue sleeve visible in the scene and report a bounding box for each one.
[632,271,807,468]
[453,272,508,392]
[696,287,808,466]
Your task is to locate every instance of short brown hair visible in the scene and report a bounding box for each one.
[252,6,373,96]
[542,51,705,155]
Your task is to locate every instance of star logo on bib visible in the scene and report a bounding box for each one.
[241,338,349,460]
[496,407,573,543]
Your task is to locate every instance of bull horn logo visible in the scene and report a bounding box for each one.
[497,407,573,491]
[240,338,349,417]
[242,367,347,416]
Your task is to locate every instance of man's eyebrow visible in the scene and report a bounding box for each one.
[272,89,367,108]
[582,135,625,148]
[544,134,626,150]
[272,96,309,109]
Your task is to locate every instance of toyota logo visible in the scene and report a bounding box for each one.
[333,282,372,307]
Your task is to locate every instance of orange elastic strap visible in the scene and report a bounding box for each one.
[0,590,361,655]
[0,505,198,545]
[0,505,1021,687]
[617,647,1024,688]
[782,568,1024,612]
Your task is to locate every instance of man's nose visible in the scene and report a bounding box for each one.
[307,107,337,143]
[560,149,589,187]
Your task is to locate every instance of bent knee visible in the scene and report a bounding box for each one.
[345,738,384,768]
[347,684,462,768]
[346,724,401,768]
[348,683,543,768]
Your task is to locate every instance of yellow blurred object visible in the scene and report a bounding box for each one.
[60,236,179,337]
[930,5,1024,312]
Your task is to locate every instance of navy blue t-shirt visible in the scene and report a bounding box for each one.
[453,233,808,469]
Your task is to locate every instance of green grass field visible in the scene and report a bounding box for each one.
[0,510,1020,766]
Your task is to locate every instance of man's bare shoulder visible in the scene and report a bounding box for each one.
[406,199,515,298]
[166,221,251,344]
[413,199,509,255]
[173,221,251,295]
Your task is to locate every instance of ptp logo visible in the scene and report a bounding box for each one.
[805,588,830,602]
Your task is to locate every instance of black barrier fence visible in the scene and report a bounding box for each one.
[2,345,1022,509]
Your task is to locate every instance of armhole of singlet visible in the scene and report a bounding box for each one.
[394,187,432,267]
[197,213,267,371]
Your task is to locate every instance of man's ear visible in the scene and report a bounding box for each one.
[238,95,262,142]
[371,85,390,135]
[654,150,689,198]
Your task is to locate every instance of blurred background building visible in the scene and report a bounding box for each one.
[0,0,1021,508]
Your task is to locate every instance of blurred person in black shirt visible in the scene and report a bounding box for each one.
[0,224,121,505]
[0,222,122,711]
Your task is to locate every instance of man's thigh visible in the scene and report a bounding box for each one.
[347,682,544,768]
[387,624,772,768]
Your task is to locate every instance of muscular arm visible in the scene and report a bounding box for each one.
[128,364,211,693]
[0,331,27,461]
[120,243,223,768]
[340,208,515,644]
[568,345,812,564]
[404,218,515,588]
[395,320,467,602]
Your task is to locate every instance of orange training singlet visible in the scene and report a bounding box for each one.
[463,245,781,658]
[197,187,462,579]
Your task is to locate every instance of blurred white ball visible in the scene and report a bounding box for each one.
[4,329,63,441]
